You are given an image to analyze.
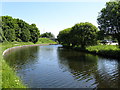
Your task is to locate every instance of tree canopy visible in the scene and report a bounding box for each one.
[57,28,71,46]
[0,16,40,43]
[40,32,55,39]
[97,1,120,46]
[57,22,98,48]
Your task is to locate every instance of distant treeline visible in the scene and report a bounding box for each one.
[0,16,40,43]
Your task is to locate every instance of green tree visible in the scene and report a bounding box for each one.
[29,24,40,43]
[40,32,55,39]
[16,19,31,42]
[1,16,40,43]
[0,18,3,42]
[70,22,98,48]
[14,19,22,41]
[57,28,71,47]
[97,1,120,46]
[3,28,16,42]
[97,30,105,40]
[2,16,16,41]
[0,28,3,42]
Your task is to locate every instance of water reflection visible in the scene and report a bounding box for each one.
[57,48,98,88]
[57,48,119,88]
[3,45,120,88]
[95,59,120,88]
[4,46,39,70]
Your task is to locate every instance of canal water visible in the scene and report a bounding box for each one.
[3,45,120,88]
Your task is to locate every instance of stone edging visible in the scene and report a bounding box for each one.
[2,44,50,56]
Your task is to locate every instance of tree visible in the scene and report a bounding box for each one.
[29,24,40,43]
[0,18,3,42]
[57,28,71,47]
[3,28,16,42]
[70,22,98,48]
[16,19,31,42]
[1,16,40,43]
[40,32,55,39]
[2,16,16,41]
[0,28,3,42]
[97,30,105,40]
[97,1,120,46]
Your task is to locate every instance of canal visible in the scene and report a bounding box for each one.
[4,45,120,88]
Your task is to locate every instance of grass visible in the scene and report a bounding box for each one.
[0,38,57,88]
[86,45,120,58]
[36,38,57,44]
[1,43,27,88]
[2,60,26,88]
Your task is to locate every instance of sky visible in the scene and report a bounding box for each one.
[1,0,110,37]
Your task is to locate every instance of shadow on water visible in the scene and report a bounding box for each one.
[57,47,120,88]
[3,46,40,70]
[3,45,120,88]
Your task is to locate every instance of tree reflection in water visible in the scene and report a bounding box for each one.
[57,48,119,88]
[4,46,40,70]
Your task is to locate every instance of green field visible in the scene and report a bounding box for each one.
[0,38,56,88]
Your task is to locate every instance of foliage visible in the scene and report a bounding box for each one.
[2,60,26,88]
[36,38,57,44]
[57,28,71,46]
[29,24,40,43]
[86,45,120,58]
[97,1,120,46]
[0,38,56,88]
[97,30,105,40]
[0,43,28,88]
[57,22,98,48]
[71,22,98,48]
[40,32,55,39]
[0,28,4,42]
[1,16,40,43]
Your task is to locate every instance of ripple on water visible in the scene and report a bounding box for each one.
[4,45,119,88]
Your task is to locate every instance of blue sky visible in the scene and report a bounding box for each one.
[2,1,109,37]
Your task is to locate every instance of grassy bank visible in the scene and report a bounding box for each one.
[68,44,120,59]
[36,38,57,44]
[86,45,120,59]
[1,38,56,88]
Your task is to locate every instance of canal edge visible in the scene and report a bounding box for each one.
[2,44,50,56]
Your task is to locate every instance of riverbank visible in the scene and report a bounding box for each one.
[72,45,120,59]
[2,44,50,56]
[86,45,120,59]
[1,38,57,88]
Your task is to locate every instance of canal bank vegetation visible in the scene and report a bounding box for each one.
[36,38,57,44]
[57,1,120,59]
[1,59,26,88]
[0,16,57,88]
[0,16,40,44]
[86,45,120,59]
[1,38,56,88]
[1,43,27,88]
